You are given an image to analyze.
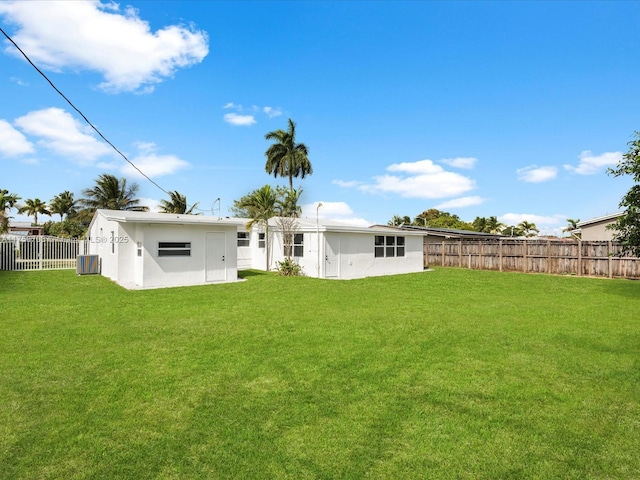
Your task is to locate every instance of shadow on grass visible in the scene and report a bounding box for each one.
[238,269,269,279]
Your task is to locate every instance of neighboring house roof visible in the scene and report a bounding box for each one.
[8,222,43,236]
[235,217,425,236]
[577,212,624,228]
[395,224,502,239]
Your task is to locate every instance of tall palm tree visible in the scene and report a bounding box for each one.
[238,185,278,271]
[159,190,200,215]
[264,118,312,191]
[18,198,50,225]
[518,220,539,237]
[80,174,148,214]
[49,191,78,221]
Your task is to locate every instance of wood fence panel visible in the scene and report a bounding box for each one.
[426,239,640,279]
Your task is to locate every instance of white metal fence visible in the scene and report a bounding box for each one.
[0,235,88,271]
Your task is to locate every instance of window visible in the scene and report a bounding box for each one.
[374,235,405,258]
[137,241,142,257]
[284,233,304,257]
[293,233,304,257]
[237,231,250,247]
[258,233,265,248]
[111,231,115,254]
[158,242,191,257]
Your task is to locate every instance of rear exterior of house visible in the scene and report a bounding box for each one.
[88,210,238,289]
[237,219,424,279]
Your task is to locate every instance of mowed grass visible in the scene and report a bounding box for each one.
[1,268,639,479]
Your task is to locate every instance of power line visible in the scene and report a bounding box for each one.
[0,25,172,198]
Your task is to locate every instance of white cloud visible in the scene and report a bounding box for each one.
[0,0,208,93]
[435,196,485,209]
[121,143,189,178]
[221,104,283,124]
[332,179,362,188]
[263,106,282,118]
[138,197,162,212]
[0,119,35,156]
[301,201,372,227]
[564,150,622,175]
[14,107,111,164]
[517,165,558,183]
[223,113,256,126]
[441,157,477,169]
[359,159,476,199]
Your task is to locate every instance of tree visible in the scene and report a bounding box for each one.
[388,215,411,226]
[80,174,148,214]
[264,118,313,191]
[159,190,200,214]
[237,185,278,271]
[0,189,20,234]
[414,209,474,230]
[275,187,303,260]
[563,218,580,237]
[18,198,50,225]
[607,131,640,256]
[49,191,78,221]
[502,225,524,237]
[518,220,539,237]
[485,216,504,234]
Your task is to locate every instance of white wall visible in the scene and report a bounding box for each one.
[89,213,238,289]
[244,226,424,279]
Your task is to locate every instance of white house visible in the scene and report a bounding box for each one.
[236,218,425,279]
[88,209,239,289]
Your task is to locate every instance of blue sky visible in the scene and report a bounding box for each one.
[1,1,639,234]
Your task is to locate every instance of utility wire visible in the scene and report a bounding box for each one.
[1,26,172,198]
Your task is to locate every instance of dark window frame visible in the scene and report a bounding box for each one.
[158,241,191,257]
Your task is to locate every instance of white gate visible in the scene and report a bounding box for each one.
[0,235,88,271]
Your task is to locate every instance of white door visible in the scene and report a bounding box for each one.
[205,232,226,282]
[325,235,340,278]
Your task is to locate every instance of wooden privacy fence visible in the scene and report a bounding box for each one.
[0,235,88,271]
[425,239,640,279]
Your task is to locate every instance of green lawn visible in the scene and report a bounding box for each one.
[1,268,639,479]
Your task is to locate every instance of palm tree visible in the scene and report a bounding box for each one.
[276,187,303,218]
[80,174,148,214]
[18,198,50,225]
[518,220,539,237]
[486,216,505,234]
[238,185,278,271]
[1,190,21,234]
[563,218,580,237]
[264,118,312,191]
[0,189,20,212]
[49,191,78,221]
[159,190,200,214]
[388,215,411,227]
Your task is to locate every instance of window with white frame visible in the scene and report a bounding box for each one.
[237,231,250,247]
[158,242,191,257]
[258,232,265,248]
[374,235,405,258]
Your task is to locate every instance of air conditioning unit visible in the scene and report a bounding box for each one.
[76,255,101,275]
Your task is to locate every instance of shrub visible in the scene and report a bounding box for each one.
[275,257,305,276]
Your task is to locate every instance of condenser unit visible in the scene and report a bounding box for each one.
[76,255,100,275]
